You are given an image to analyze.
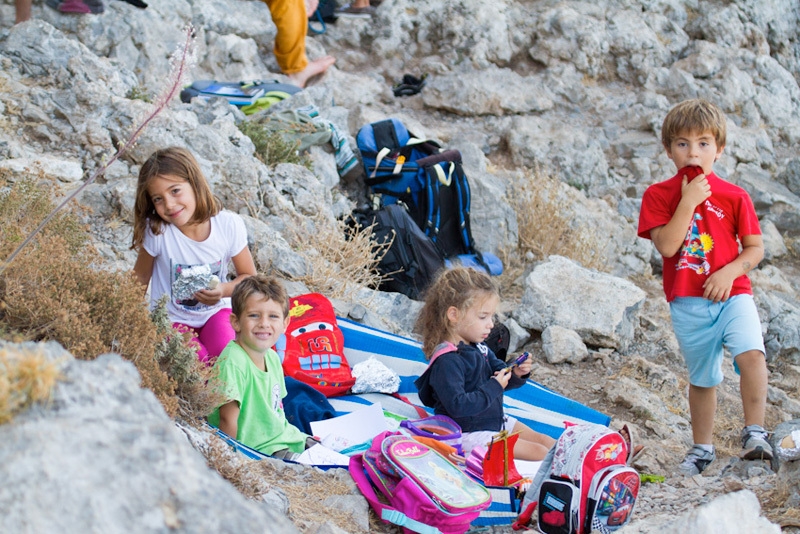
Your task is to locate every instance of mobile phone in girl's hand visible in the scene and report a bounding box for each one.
[508,352,529,369]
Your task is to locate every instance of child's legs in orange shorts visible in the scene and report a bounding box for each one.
[262,0,308,74]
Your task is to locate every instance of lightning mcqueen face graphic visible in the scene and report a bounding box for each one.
[281,293,355,396]
[288,321,345,371]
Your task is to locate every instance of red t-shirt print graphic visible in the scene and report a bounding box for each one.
[677,213,712,275]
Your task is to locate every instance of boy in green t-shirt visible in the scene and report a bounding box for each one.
[208,275,315,459]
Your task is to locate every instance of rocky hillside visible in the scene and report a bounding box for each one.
[1,0,800,532]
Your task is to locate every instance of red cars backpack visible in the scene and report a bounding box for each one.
[517,423,640,534]
[282,293,356,397]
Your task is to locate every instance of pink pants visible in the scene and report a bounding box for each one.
[173,308,234,364]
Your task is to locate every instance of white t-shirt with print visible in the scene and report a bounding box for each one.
[143,210,248,327]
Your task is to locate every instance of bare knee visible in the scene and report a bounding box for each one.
[734,349,766,371]
[514,439,551,461]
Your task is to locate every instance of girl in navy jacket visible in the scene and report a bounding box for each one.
[415,268,555,460]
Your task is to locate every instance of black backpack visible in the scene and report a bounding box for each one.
[484,322,511,362]
[355,118,503,276]
[350,204,445,300]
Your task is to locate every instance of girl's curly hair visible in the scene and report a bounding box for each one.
[414,267,499,359]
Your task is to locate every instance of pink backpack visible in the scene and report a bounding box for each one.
[349,431,491,534]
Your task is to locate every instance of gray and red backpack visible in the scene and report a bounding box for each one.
[517,423,640,534]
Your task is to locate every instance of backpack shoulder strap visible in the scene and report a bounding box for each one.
[372,119,401,150]
[428,342,458,366]
[450,159,476,254]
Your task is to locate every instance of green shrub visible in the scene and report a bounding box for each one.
[126,85,153,103]
[238,120,312,168]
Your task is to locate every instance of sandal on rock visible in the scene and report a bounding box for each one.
[116,0,148,8]
[58,0,92,13]
[59,0,104,13]
[392,73,427,97]
[335,3,375,17]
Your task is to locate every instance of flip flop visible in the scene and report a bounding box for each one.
[58,0,92,13]
[116,0,148,7]
[392,73,427,97]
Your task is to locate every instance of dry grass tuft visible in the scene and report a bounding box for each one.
[0,229,179,416]
[0,170,88,257]
[203,435,272,498]
[508,165,609,271]
[785,234,800,258]
[0,345,61,424]
[201,432,385,533]
[286,213,391,300]
[281,476,362,531]
[757,479,800,528]
[254,460,369,532]
[0,177,217,421]
[370,512,403,533]
[712,409,744,457]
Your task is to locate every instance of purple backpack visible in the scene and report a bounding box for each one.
[349,431,491,534]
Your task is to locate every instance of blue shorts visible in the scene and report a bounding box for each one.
[669,294,765,388]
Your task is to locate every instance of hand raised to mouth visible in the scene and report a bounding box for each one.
[679,166,704,180]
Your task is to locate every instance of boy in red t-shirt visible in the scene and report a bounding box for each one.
[638,99,771,476]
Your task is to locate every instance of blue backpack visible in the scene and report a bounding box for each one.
[356,119,502,276]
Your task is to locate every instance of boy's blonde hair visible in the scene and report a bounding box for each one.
[661,99,727,150]
[230,275,289,318]
[131,146,221,250]
[414,267,499,359]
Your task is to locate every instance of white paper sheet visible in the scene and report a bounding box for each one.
[309,403,389,451]
[514,459,543,479]
[295,444,351,467]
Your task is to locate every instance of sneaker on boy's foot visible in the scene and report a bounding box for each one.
[741,425,773,460]
[678,445,716,476]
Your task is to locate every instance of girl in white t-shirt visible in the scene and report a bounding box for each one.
[132,147,256,363]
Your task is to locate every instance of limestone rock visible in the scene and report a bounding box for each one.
[541,325,588,364]
[619,490,780,534]
[515,256,646,352]
[0,341,296,534]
